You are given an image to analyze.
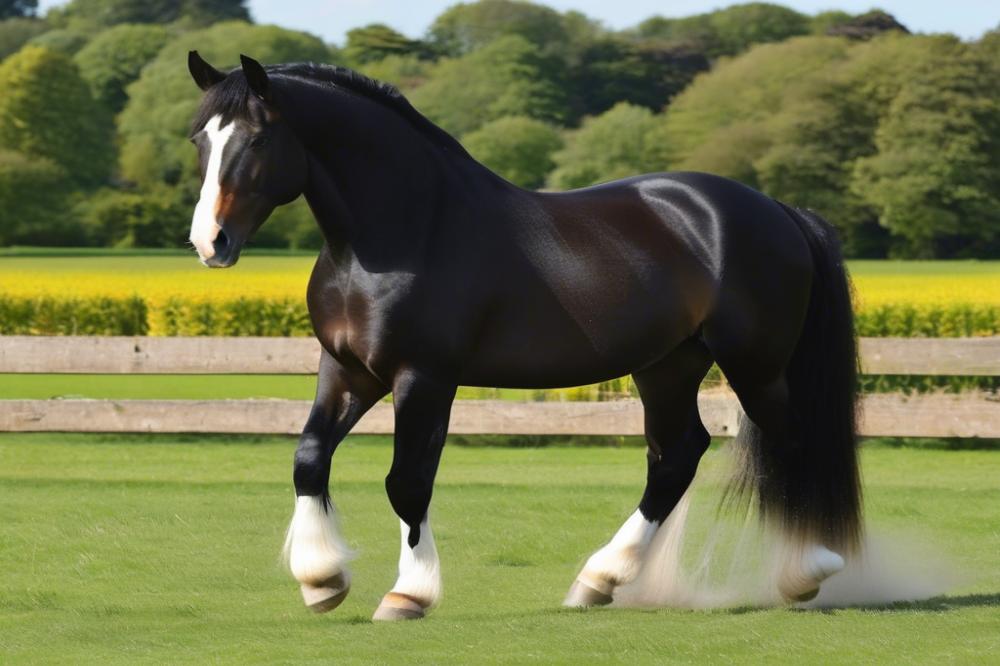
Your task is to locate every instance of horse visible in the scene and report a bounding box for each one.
[186,52,862,621]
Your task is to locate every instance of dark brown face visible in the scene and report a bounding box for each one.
[189,110,307,267]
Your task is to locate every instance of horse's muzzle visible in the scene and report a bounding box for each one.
[203,228,242,268]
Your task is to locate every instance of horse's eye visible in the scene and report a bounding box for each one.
[249,134,269,149]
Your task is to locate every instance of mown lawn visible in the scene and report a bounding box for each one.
[0,374,555,402]
[0,435,997,664]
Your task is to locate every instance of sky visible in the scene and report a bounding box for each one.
[38,0,1000,44]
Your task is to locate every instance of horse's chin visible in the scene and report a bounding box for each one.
[202,251,240,268]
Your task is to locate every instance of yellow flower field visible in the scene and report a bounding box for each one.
[1,255,998,336]
[848,260,1000,309]
[2,256,998,304]
[0,255,314,302]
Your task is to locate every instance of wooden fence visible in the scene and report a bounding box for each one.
[1,336,998,438]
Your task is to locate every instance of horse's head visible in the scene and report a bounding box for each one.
[187,52,307,267]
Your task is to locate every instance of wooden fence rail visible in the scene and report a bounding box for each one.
[2,393,997,438]
[1,336,998,437]
[3,335,1000,376]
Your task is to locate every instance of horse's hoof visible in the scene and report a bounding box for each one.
[372,592,426,621]
[778,546,845,604]
[786,586,820,603]
[301,573,350,613]
[564,577,614,608]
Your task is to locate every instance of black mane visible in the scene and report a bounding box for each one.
[192,62,471,159]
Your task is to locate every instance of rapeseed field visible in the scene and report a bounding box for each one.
[1,254,998,336]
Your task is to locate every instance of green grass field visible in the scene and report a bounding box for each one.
[1,435,997,664]
[0,374,550,401]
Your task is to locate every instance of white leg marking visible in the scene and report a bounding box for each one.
[389,517,441,608]
[190,114,234,262]
[777,541,845,602]
[283,495,353,586]
[579,510,659,593]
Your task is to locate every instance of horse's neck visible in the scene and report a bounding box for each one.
[301,147,452,271]
[293,92,516,270]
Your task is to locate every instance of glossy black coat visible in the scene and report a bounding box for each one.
[188,55,861,564]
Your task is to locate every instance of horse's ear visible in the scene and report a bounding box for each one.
[240,54,271,103]
[188,50,225,91]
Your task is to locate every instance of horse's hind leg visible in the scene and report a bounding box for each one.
[565,337,713,607]
[707,336,846,603]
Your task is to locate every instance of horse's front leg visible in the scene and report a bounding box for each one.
[372,369,456,621]
[284,350,386,612]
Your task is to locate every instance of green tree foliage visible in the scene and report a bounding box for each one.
[651,36,851,173]
[359,54,432,93]
[636,3,810,58]
[343,23,430,65]
[27,28,90,55]
[0,17,46,59]
[653,32,1000,257]
[561,10,605,49]
[650,36,862,244]
[0,150,73,245]
[175,0,250,25]
[76,186,188,247]
[462,116,562,188]
[548,102,660,190]
[0,2,997,257]
[708,2,811,56]
[259,198,322,249]
[428,0,569,57]
[826,10,909,40]
[409,35,567,136]
[0,46,113,187]
[1,0,36,20]
[810,11,852,35]
[118,21,329,190]
[74,24,170,112]
[636,14,712,51]
[568,38,708,119]
[851,45,1000,257]
[50,0,248,29]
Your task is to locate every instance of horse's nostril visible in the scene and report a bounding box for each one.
[214,228,230,253]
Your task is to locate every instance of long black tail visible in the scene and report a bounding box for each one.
[730,204,862,555]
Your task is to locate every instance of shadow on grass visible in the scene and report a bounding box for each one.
[791,592,1000,614]
[318,592,1000,625]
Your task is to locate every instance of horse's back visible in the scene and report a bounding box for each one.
[514,171,816,376]
[546,171,811,278]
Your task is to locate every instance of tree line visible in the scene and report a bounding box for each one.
[0,0,997,258]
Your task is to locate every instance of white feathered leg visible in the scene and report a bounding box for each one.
[373,517,441,621]
[777,542,845,603]
[565,510,659,607]
[284,495,353,612]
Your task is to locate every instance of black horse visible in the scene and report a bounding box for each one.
[187,53,861,620]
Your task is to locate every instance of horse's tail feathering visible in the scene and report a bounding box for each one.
[729,204,862,556]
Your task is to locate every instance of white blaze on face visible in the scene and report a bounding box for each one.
[190,114,235,262]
